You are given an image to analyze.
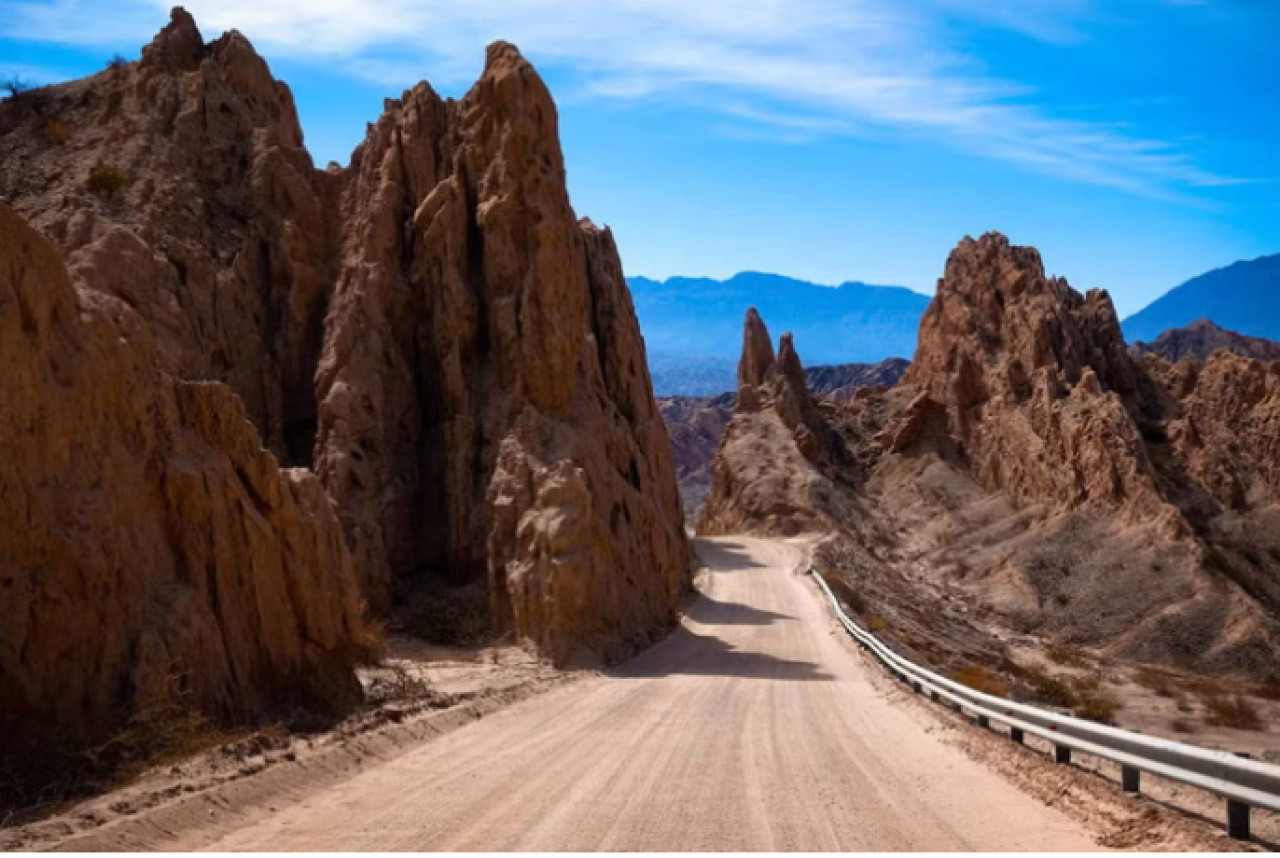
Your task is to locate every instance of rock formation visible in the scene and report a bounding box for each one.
[0,8,337,466]
[0,203,371,777]
[658,359,906,520]
[311,44,691,656]
[805,358,909,400]
[0,10,691,665]
[1130,319,1280,364]
[701,235,1280,680]
[698,309,847,536]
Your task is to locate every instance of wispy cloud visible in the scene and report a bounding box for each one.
[0,0,1229,198]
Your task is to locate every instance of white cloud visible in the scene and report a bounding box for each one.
[0,0,1230,198]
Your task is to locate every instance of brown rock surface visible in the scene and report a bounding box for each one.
[0,8,337,466]
[1130,318,1280,364]
[699,309,849,536]
[1,14,692,664]
[312,44,692,658]
[702,235,1280,681]
[0,203,370,784]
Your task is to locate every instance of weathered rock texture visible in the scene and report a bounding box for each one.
[314,43,692,657]
[0,203,370,768]
[657,358,908,519]
[806,358,909,400]
[0,8,338,467]
[699,309,851,536]
[0,10,691,664]
[702,235,1280,681]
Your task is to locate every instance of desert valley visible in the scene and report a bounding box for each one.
[1,6,1278,852]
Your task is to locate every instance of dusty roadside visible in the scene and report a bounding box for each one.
[0,645,582,852]
[807,569,1280,852]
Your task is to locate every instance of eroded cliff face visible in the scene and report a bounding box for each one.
[0,11,692,665]
[701,236,1280,680]
[699,309,848,536]
[0,9,337,466]
[0,203,370,774]
[315,45,691,657]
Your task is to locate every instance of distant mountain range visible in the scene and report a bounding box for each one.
[1122,253,1280,344]
[630,272,929,394]
[639,253,1280,396]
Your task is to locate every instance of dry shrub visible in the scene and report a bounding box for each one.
[1202,694,1263,731]
[949,664,1009,698]
[401,585,492,647]
[0,668,225,820]
[87,161,127,197]
[1046,643,1091,669]
[363,663,443,706]
[45,118,68,144]
[820,569,867,616]
[1134,665,1177,698]
[1006,661,1078,708]
[1170,717,1198,734]
[1251,681,1280,702]
[1072,690,1120,725]
[865,614,887,633]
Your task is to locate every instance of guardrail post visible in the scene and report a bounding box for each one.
[1121,766,1140,794]
[1009,727,1024,744]
[1226,800,1250,841]
[976,714,989,730]
[929,690,940,703]
[1054,745,1071,765]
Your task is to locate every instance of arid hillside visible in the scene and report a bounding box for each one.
[658,358,906,518]
[0,6,690,807]
[1130,318,1280,364]
[700,234,1280,698]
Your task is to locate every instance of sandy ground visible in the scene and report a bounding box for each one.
[174,536,1104,851]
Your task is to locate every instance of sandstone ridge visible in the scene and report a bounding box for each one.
[0,9,692,666]
[0,202,371,795]
[701,234,1280,681]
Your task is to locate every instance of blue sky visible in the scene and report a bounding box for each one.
[2,1,1277,315]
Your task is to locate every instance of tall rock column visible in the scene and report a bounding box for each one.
[315,43,692,660]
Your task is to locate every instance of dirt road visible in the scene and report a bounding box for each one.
[200,537,1103,851]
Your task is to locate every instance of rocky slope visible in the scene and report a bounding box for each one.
[313,42,692,658]
[0,9,338,467]
[0,10,692,665]
[698,309,852,536]
[0,202,372,801]
[1129,319,1280,364]
[701,234,1280,681]
[806,358,909,399]
[657,358,907,517]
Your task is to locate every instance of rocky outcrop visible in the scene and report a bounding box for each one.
[806,358,909,400]
[0,203,371,772]
[699,309,843,536]
[902,233,1176,523]
[702,235,1280,680]
[657,392,736,519]
[1130,319,1280,364]
[0,12,692,663]
[658,359,905,520]
[312,44,691,658]
[0,8,337,466]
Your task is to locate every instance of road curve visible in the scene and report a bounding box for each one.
[202,537,1103,851]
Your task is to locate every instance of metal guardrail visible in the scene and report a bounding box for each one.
[809,567,1280,841]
